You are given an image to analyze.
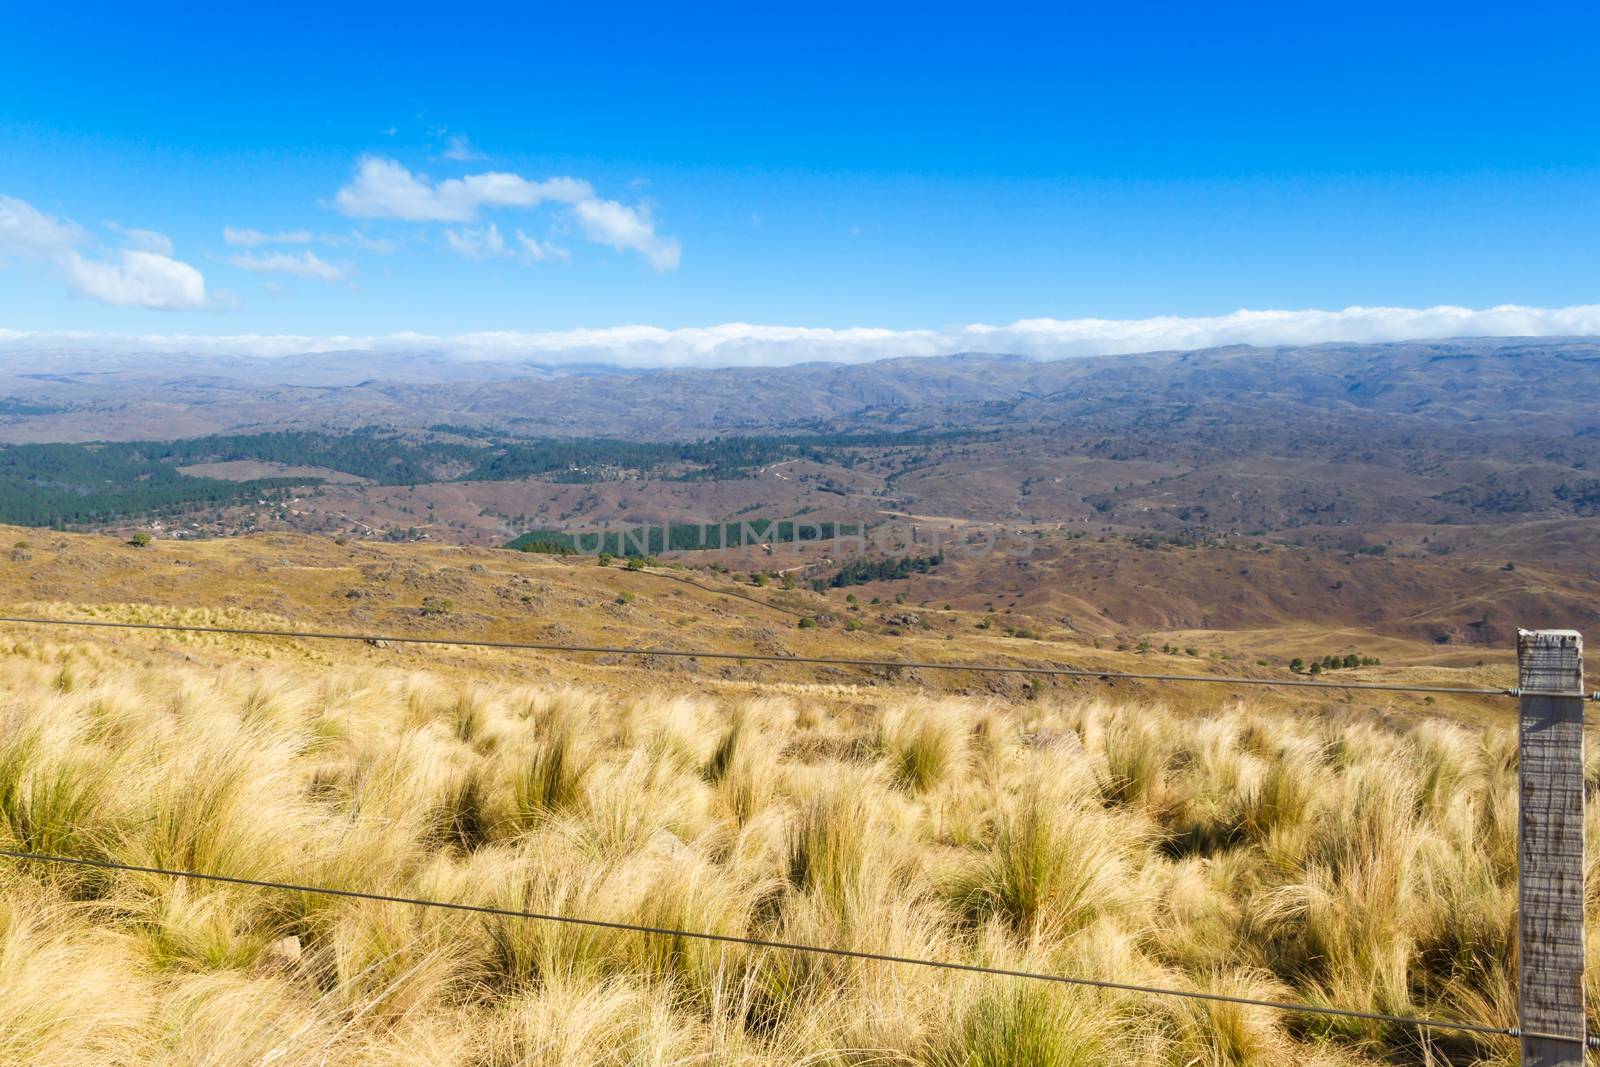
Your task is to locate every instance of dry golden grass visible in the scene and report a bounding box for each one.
[0,630,1586,1066]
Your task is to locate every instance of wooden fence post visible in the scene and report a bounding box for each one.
[1518,629,1586,1066]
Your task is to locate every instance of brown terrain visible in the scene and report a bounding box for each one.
[4,520,1588,730]
[2,335,1598,689]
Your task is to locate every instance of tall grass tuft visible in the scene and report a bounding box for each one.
[785,781,876,917]
[878,702,965,793]
[949,773,1140,938]
[510,712,593,830]
[927,984,1112,1067]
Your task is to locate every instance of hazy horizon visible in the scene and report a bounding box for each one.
[3,302,1598,371]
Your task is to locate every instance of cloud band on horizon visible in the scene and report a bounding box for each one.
[1,303,1597,369]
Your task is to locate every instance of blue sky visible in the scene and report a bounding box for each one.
[1,3,1598,364]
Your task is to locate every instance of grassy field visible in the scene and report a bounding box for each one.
[0,526,1587,1064]
[1,628,1591,1065]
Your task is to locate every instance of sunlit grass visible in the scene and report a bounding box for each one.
[0,640,1559,1065]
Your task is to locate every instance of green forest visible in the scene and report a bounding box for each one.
[822,553,945,587]
[0,442,304,526]
[0,427,952,528]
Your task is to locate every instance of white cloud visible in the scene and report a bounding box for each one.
[61,249,208,310]
[0,194,208,310]
[331,157,676,269]
[334,156,590,222]
[228,250,347,283]
[573,198,680,271]
[224,226,314,247]
[3,303,1598,368]
[443,223,510,260]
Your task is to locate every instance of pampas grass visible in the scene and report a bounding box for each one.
[0,643,1566,1065]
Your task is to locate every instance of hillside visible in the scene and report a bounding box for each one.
[0,524,1558,722]
[4,339,1600,563]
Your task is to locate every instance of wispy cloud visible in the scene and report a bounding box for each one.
[105,223,174,255]
[441,133,484,161]
[0,194,209,310]
[3,304,1597,368]
[227,250,347,283]
[515,229,568,263]
[332,156,678,270]
[325,230,399,254]
[0,195,83,257]
[224,226,398,255]
[223,226,314,247]
[443,223,509,260]
[443,223,571,264]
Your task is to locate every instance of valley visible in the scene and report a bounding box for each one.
[3,337,1598,1066]
[3,337,1598,668]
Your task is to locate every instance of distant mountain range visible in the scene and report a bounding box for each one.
[1,335,1596,443]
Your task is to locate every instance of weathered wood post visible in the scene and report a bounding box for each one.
[1518,629,1586,1066]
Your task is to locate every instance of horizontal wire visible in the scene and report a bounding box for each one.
[3,849,1572,1046]
[0,615,1515,698]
